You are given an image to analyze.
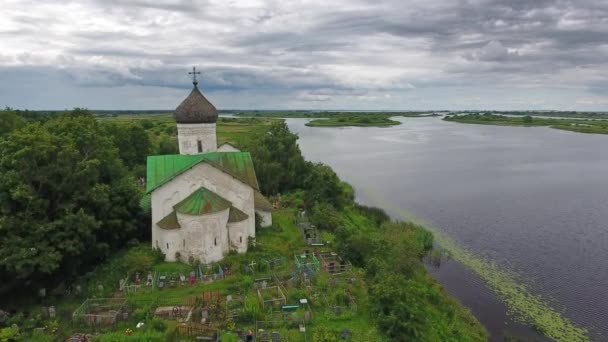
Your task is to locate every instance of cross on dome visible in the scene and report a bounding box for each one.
[188,66,201,86]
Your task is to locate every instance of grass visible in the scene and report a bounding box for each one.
[10,202,385,341]
[444,113,608,135]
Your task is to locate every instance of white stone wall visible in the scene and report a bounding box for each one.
[227,220,249,253]
[256,209,273,228]
[150,162,256,263]
[177,210,230,263]
[218,143,240,152]
[177,123,217,154]
[153,229,181,261]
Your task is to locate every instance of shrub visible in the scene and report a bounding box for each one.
[150,318,167,332]
[309,202,341,232]
[0,327,19,342]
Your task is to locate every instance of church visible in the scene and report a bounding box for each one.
[146,70,272,264]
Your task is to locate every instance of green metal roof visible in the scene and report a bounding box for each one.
[157,211,180,229]
[174,186,232,216]
[228,206,249,223]
[146,152,259,193]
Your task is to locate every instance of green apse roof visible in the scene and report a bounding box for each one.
[228,206,249,223]
[174,187,232,216]
[254,191,273,211]
[157,211,180,230]
[146,152,259,193]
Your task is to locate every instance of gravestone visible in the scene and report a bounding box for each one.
[48,306,56,318]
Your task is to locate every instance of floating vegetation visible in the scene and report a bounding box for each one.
[362,188,590,342]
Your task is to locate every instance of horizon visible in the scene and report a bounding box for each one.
[2,0,608,111]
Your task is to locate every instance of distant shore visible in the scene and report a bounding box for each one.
[444,113,608,135]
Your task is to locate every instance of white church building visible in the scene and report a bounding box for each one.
[146,72,272,263]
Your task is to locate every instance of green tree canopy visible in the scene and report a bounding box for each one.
[246,121,310,195]
[0,110,144,294]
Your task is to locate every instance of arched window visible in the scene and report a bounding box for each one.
[166,243,169,249]
[214,238,217,246]
[239,236,242,243]
[197,140,203,153]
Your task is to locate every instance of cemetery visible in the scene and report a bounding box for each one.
[3,208,378,341]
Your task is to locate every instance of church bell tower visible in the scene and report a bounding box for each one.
[174,67,218,155]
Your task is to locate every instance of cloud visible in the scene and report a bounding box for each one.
[0,0,607,110]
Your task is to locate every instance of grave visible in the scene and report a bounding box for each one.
[72,298,127,326]
[257,286,287,309]
[317,251,352,274]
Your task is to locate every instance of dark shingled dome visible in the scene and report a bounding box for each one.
[174,85,218,124]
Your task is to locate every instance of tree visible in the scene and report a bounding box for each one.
[156,134,178,155]
[522,115,533,123]
[103,123,152,169]
[370,273,430,340]
[304,163,344,209]
[309,202,341,232]
[246,121,309,195]
[0,109,25,136]
[0,111,144,294]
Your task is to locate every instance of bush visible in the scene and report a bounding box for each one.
[309,202,341,232]
[150,318,167,332]
[0,327,19,342]
[355,204,390,225]
[123,246,157,274]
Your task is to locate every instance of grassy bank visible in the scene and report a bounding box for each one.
[444,113,608,135]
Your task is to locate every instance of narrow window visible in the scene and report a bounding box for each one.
[183,239,186,248]
[239,236,243,243]
[166,243,169,249]
[197,140,203,153]
[214,238,217,246]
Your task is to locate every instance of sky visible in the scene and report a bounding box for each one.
[1,0,608,111]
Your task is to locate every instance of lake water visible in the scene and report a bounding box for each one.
[286,117,608,341]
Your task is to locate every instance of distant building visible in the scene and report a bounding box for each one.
[147,69,272,263]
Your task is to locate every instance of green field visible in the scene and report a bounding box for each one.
[445,113,608,135]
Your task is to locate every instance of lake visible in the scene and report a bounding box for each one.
[286,117,608,341]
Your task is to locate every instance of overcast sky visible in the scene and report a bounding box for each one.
[1,0,608,110]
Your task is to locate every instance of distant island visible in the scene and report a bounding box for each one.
[232,111,440,127]
[444,113,608,135]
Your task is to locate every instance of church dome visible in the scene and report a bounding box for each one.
[174,84,218,124]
